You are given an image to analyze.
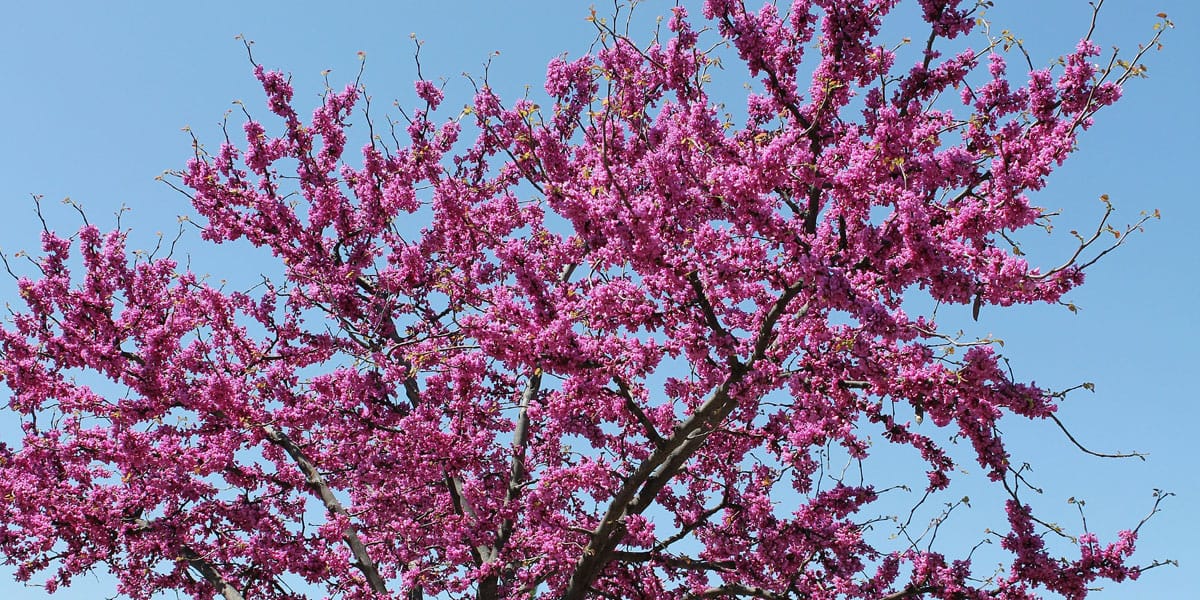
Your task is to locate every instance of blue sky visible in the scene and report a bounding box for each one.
[0,1,1196,598]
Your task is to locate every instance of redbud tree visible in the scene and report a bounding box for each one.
[0,1,1174,599]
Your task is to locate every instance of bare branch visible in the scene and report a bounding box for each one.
[1048,412,1146,460]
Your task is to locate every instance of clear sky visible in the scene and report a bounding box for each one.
[0,1,1196,598]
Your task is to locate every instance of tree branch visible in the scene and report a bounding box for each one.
[611,551,734,572]
[445,474,492,567]
[880,585,938,600]
[128,517,246,600]
[262,424,389,594]
[562,283,806,600]
[179,547,247,600]
[688,583,790,600]
[478,367,542,599]
[613,376,665,447]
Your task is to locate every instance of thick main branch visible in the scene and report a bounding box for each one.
[179,547,247,600]
[127,517,246,600]
[560,283,804,599]
[478,367,543,599]
[262,424,389,595]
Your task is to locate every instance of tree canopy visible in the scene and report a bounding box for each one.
[0,1,1173,599]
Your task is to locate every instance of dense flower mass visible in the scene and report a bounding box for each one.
[0,2,1169,599]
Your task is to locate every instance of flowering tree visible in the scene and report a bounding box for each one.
[0,1,1174,599]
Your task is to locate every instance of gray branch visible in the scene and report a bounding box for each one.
[179,547,247,600]
[478,368,542,599]
[127,518,245,600]
[262,424,389,595]
[561,282,805,600]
